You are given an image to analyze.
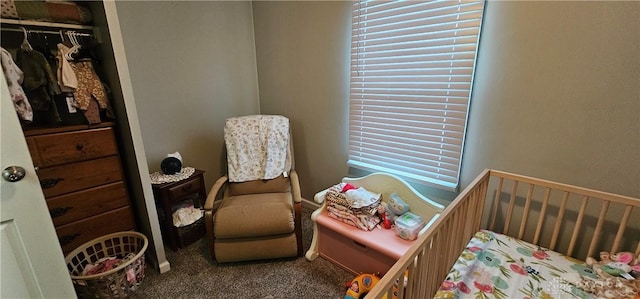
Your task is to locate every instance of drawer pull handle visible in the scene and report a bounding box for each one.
[353,241,368,249]
[40,178,64,189]
[76,144,84,151]
[50,206,73,218]
[59,233,80,246]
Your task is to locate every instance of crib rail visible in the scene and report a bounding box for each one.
[486,170,640,260]
[366,169,491,299]
[366,169,640,299]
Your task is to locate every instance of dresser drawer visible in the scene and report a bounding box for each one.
[37,156,124,198]
[56,206,136,254]
[26,127,118,168]
[47,182,130,226]
[168,176,205,202]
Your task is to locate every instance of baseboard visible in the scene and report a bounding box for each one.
[158,260,171,274]
[302,198,320,210]
[145,251,171,274]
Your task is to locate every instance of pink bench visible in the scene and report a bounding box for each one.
[305,173,444,275]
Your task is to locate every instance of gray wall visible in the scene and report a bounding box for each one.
[115,1,260,186]
[461,1,640,198]
[252,1,352,200]
[116,1,639,201]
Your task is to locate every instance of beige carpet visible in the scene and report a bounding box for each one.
[131,206,353,298]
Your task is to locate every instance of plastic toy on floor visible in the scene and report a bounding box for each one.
[345,272,404,299]
[345,273,387,299]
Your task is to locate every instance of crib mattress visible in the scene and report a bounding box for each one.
[435,230,597,299]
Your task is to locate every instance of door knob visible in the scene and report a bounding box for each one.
[2,166,26,182]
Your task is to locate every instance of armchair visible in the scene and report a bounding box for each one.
[203,115,303,262]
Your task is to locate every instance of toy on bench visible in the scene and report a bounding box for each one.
[380,192,410,222]
[377,205,393,229]
[378,192,426,241]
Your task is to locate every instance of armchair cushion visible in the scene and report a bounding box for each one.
[214,234,298,263]
[214,192,294,239]
[228,174,291,196]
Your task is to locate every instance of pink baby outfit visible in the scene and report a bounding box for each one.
[1,47,33,122]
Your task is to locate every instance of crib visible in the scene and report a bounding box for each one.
[367,169,640,298]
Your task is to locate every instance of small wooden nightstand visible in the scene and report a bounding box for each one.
[152,169,206,251]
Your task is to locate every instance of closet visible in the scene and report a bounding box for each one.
[0,1,167,270]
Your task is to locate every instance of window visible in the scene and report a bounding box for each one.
[348,0,486,191]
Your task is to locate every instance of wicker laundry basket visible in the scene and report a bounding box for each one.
[65,231,148,298]
[176,216,205,248]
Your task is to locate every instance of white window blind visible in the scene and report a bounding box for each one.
[348,0,485,191]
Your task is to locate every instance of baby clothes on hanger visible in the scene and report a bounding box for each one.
[16,48,61,124]
[56,43,77,92]
[69,60,107,109]
[1,47,33,122]
[53,43,88,125]
[16,48,61,108]
[69,59,108,124]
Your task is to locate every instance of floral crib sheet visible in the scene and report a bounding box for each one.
[435,230,598,299]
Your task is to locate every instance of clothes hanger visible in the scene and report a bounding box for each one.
[19,27,33,52]
[65,31,81,60]
[64,31,74,60]
[72,32,83,55]
[74,33,89,60]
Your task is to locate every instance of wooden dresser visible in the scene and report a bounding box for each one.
[24,122,136,254]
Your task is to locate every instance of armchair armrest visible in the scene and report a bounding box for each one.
[204,175,228,211]
[290,170,302,203]
[204,175,227,259]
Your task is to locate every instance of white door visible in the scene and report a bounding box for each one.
[0,73,76,297]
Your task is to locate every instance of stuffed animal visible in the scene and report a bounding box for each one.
[579,252,640,299]
[380,192,410,222]
[612,252,640,278]
[633,253,640,278]
[612,252,634,263]
[587,252,640,279]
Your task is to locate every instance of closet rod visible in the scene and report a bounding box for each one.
[0,27,92,36]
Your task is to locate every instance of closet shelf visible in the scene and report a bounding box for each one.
[0,18,93,30]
